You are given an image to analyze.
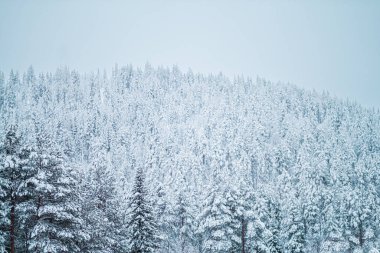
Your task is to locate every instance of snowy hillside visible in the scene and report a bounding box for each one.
[1,65,379,253]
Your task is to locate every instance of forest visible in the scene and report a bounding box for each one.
[0,65,379,253]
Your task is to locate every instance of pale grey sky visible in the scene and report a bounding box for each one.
[1,0,379,108]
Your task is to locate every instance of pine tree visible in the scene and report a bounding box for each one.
[0,127,35,253]
[153,183,168,251]
[266,196,283,253]
[320,192,349,253]
[172,192,196,253]
[28,132,85,253]
[0,174,6,253]
[197,187,238,253]
[81,138,123,253]
[246,194,277,253]
[15,148,37,253]
[0,128,20,253]
[225,188,248,253]
[127,167,159,253]
[284,205,305,253]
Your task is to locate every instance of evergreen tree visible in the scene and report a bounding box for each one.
[320,192,349,253]
[15,148,37,253]
[127,167,159,253]
[172,192,196,253]
[246,194,278,253]
[153,183,169,252]
[0,172,5,253]
[0,127,34,253]
[266,197,283,253]
[197,187,238,253]
[225,188,249,253]
[81,138,123,253]
[284,205,305,253]
[28,132,85,253]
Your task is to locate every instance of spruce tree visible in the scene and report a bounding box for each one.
[0,127,34,253]
[225,188,247,253]
[246,195,278,253]
[172,192,196,253]
[28,132,85,253]
[153,183,168,251]
[320,193,348,253]
[127,167,159,253]
[0,176,5,253]
[81,138,123,253]
[197,187,238,253]
[284,205,305,253]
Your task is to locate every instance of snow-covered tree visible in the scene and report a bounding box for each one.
[28,131,85,253]
[171,192,196,253]
[81,138,124,253]
[284,204,306,253]
[246,193,282,253]
[0,127,35,253]
[126,167,159,253]
[197,186,239,253]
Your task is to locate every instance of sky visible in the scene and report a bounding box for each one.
[0,0,380,108]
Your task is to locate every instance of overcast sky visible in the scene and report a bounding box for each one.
[1,0,379,108]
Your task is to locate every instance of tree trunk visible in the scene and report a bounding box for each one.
[181,215,185,253]
[242,216,246,253]
[10,195,16,253]
[358,220,364,247]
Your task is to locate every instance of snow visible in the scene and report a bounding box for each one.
[0,65,380,252]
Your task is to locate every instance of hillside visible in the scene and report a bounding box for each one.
[0,65,379,253]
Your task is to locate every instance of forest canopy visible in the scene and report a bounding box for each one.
[0,65,379,253]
